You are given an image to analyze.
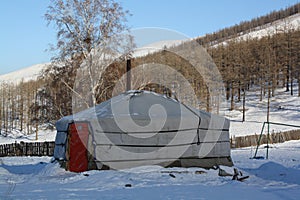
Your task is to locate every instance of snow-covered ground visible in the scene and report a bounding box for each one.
[0,127,56,145]
[0,140,299,199]
[225,85,300,136]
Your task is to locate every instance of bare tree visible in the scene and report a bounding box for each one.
[45,0,134,111]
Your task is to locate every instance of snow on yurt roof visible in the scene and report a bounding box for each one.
[56,90,228,132]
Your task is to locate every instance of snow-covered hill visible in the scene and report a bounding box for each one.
[0,39,185,84]
[212,13,300,47]
[238,13,300,40]
[0,63,50,83]
[133,39,187,58]
[2,12,300,84]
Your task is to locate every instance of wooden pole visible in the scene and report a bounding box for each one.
[242,88,246,122]
[266,82,271,159]
[35,123,38,141]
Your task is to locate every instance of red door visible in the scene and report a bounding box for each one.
[68,122,89,172]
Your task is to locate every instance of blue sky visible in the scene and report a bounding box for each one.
[0,0,299,75]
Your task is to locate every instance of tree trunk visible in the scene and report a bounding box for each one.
[298,76,300,97]
[230,82,234,111]
[260,80,263,101]
[238,81,241,102]
[290,65,293,96]
[291,78,293,95]
[242,88,246,122]
[286,65,290,92]
[226,81,230,100]
[206,86,210,112]
[272,74,276,97]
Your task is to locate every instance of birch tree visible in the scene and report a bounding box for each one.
[45,0,134,111]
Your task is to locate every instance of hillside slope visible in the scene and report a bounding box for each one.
[209,12,300,47]
[2,11,300,83]
[238,13,300,40]
[0,63,49,83]
[223,13,300,44]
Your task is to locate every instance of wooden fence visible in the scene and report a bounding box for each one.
[230,129,300,148]
[0,141,55,157]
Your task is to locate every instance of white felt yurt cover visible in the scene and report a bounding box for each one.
[54,91,233,170]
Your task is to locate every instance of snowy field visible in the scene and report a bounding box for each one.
[0,140,299,199]
[0,127,56,145]
[225,86,300,136]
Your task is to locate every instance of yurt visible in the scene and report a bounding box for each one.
[54,90,233,172]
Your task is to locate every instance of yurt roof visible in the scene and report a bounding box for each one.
[56,90,228,132]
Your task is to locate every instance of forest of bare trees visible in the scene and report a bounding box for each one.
[0,2,300,136]
[207,28,300,120]
[0,80,46,136]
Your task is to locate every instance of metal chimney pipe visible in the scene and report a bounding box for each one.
[126,59,131,91]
